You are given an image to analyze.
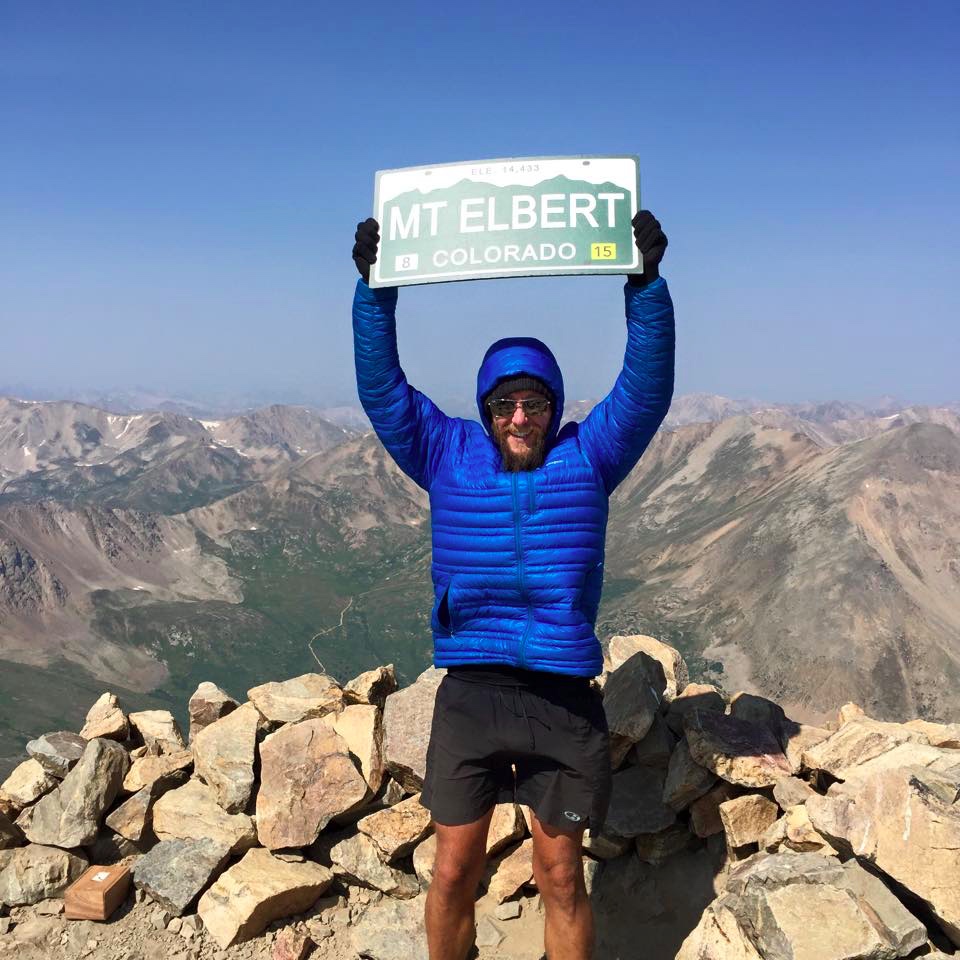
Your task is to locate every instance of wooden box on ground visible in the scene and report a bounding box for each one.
[65,864,131,921]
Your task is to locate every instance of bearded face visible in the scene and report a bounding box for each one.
[489,391,551,472]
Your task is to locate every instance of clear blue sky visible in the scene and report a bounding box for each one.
[2,1,957,409]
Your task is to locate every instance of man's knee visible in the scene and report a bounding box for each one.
[534,856,583,905]
[431,852,486,894]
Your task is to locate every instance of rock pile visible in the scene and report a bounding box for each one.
[0,640,957,960]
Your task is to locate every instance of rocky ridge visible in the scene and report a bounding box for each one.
[1,636,958,959]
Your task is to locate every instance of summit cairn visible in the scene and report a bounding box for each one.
[0,635,956,959]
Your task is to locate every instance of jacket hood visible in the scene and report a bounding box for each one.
[476,337,565,440]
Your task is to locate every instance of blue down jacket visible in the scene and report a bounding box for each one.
[352,277,675,676]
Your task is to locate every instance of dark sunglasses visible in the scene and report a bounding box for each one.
[487,397,552,418]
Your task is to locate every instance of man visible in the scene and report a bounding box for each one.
[351,209,674,960]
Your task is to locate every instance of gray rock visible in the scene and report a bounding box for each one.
[105,786,156,843]
[772,776,817,809]
[329,833,420,899]
[84,829,145,864]
[663,738,718,811]
[193,702,261,814]
[17,737,129,847]
[666,683,726,736]
[629,714,677,769]
[604,766,676,839]
[383,667,445,791]
[25,731,88,779]
[495,900,522,920]
[475,916,504,948]
[0,811,23,850]
[133,838,232,916]
[601,652,663,743]
[187,682,239,743]
[350,894,429,960]
[0,844,87,907]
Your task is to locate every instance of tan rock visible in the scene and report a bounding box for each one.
[344,664,398,708]
[634,822,694,865]
[257,719,368,850]
[837,701,866,725]
[357,794,432,862]
[676,901,762,960]
[772,775,816,809]
[383,667,445,791]
[198,847,333,948]
[248,673,344,724]
[807,766,960,946]
[129,710,186,753]
[329,832,420,899]
[666,683,725,736]
[0,759,57,810]
[487,803,526,856]
[759,814,788,852]
[79,692,129,741]
[187,681,238,742]
[123,748,193,793]
[602,652,663,743]
[606,635,689,702]
[582,828,630,859]
[825,741,960,793]
[904,718,960,748]
[193,701,261,814]
[272,926,313,960]
[689,781,740,838]
[777,719,831,774]
[663,738,717,811]
[105,785,155,842]
[781,804,837,855]
[685,709,792,787]
[802,717,929,780]
[718,794,779,848]
[17,738,129,847]
[153,778,257,854]
[488,839,534,903]
[332,702,384,794]
[0,844,87,907]
[412,833,436,886]
[350,894,429,960]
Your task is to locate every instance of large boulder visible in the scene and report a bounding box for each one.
[807,765,960,947]
[382,667,445,791]
[601,652,663,743]
[123,748,193,794]
[17,738,129,848]
[198,848,333,948]
[0,759,57,811]
[257,719,368,850]
[903,718,960,748]
[129,710,186,753]
[777,719,831,774]
[663,738,718,811]
[79,692,129,741]
[247,673,344,724]
[667,683,726,736]
[25,731,87,779]
[132,837,232,915]
[0,845,87,907]
[606,635,689,702]
[152,778,257,854]
[802,718,930,780]
[685,709,792,788]
[330,702,384,794]
[345,664,398,709]
[329,833,420,899]
[350,893,429,960]
[187,681,239,742]
[356,794,432,862]
[193,702,261,814]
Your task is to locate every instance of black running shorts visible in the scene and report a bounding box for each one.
[420,669,612,832]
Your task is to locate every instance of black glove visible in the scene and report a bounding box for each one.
[352,218,380,283]
[626,210,668,287]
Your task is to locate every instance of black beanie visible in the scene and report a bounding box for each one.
[483,376,554,418]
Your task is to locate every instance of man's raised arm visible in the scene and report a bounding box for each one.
[578,211,676,493]
[351,218,453,491]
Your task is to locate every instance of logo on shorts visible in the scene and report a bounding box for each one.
[564,810,582,822]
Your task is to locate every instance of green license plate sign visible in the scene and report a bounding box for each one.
[369,155,640,287]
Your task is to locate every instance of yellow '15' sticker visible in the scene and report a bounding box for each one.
[590,243,617,260]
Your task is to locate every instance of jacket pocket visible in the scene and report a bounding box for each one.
[431,578,459,635]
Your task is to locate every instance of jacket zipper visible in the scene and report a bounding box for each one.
[512,474,533,667]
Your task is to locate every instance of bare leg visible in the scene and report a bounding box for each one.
[530,813,592,960]
[425,807,495,960]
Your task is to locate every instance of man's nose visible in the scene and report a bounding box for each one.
[512,405,528,426]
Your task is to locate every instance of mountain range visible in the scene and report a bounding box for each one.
[1,393,958,777]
